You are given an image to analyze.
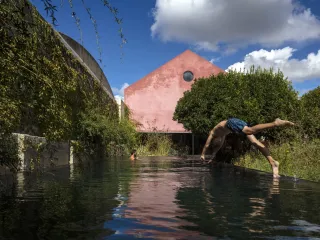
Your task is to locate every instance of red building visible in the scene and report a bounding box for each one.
[124,49,225,134]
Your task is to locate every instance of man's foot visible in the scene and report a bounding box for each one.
[272,160,280,178]
[275,118,295,127]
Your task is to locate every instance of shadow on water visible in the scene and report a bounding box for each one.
[0,156,319,239]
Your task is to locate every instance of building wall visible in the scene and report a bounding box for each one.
[124,50,225,133]
[58,32,114,100]
[115,97,126,120]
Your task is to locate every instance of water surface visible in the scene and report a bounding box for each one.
[0,156,319,239]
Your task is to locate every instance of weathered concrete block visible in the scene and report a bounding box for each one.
[10,133,83,171]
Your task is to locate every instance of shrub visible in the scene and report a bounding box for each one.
[173,66,301,142]
[300,86,320,139]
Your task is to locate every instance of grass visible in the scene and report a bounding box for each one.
[233,139,320,182]
[136,133,173,156]
[135,132,189,157]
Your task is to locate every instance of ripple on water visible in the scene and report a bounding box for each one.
[0,157,320,239]
[273,220,320,233]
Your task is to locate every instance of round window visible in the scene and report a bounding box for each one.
[183,71,194,82]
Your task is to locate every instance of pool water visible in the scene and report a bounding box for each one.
[0,156,319,239]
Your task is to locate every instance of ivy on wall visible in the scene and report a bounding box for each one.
[0,0,136,165]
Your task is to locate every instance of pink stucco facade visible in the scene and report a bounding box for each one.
[124,50,225,133]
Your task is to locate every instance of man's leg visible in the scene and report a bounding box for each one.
[246,134,280,178]
[242,118,295,135]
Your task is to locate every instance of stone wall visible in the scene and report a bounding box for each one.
[0,133,82,173]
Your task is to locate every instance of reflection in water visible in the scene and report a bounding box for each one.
[244,178,280,234]
[0,157,319,239]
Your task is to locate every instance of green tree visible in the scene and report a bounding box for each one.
[300,86,320,138]
[173,66,301,141]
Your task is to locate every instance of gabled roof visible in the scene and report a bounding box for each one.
[124,49,225,95]
[123,49,226,133]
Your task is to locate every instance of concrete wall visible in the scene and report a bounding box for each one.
[23,4,114,100]
[124,50,225,133]
[58,32,114,100]
[115,97,126,120]
[0,133,82,173]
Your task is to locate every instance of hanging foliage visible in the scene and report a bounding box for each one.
[0,0,136,167]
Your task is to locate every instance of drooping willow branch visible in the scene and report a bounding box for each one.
[38,0,127,63]
[40,0,58,26]
[100,0,127,60]
[81,0,102,64]
[67,0,83,46]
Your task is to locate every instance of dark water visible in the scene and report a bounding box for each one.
[0,157,320,240]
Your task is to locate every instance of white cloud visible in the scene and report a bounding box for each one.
[210,57,220,63]
[114,95,123,104]
[227,47,320,82]
[111,83,129,99]
[151,0,320,52]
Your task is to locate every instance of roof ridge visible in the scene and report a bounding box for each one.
[124,49,224,95]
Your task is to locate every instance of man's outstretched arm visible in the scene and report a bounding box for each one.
[200,130,214,160]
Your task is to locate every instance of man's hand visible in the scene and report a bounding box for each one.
[200,155,205,161]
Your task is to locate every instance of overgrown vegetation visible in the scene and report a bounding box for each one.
[237,87,320,181]
[300,86,320,139]
[0,0,135,168]
[234,139,320,182]
[135,133,173,157]
[0,135,20,171]
[173,67,320,181]
[131,123,191,157]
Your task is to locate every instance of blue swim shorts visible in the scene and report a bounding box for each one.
[226,118,248,135]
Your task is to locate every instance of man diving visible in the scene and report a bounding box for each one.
[200,118,295,178]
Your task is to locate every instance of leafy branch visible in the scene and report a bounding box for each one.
[100,0,127,59]
[38,0,127,63]
[40,0,58,26]
[67,0,83,45]
[81,0,102,64]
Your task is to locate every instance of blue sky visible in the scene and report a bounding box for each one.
[31,0,320,98]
